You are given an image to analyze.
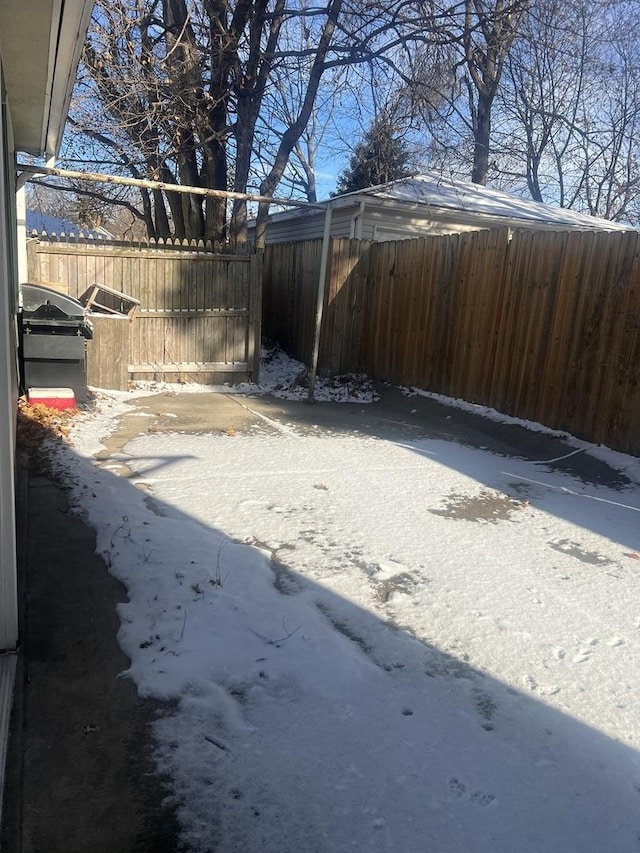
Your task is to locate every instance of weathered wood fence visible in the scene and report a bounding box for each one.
[263,228,640,455]
[27,235,262,386]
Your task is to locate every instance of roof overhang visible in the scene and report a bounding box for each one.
[327,193,634,232]
[257,183,634,233]
[0,0,93,157]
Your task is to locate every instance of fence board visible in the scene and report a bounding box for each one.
[477,229,510,403]
[87,316,130,390]
[502,229,538,412]
[568,233,618,439]
[436,236,457,390]
[321,240,340,372]
[511,230,563,417]
[418,235,442,389]
[555,231,600,431]
[345,239,371,374]
[389,239,414,385]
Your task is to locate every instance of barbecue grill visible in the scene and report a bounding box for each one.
[19,284,94,402]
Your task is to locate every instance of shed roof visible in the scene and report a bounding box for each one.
[343,173,632,230]
[265,172,634,232]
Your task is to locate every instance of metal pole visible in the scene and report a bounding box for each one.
[16,163,324,211]
[306,205,333,403]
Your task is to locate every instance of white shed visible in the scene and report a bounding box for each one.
[253,173,634,244]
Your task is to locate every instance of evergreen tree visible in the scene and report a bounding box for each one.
[334,117,413,195]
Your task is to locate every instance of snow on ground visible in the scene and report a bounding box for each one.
[52,368,640,852]
[121,346,379,404]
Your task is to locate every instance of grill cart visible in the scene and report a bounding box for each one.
[19,284,94,403]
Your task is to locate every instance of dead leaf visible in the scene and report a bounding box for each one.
[16,396,79,447]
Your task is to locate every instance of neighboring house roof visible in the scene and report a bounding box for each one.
[26,210,113,239]
[341,173,632,230]
[262,172,634,234]
[0,0,94,156]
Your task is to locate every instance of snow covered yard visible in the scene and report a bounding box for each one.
[51,359,640,852]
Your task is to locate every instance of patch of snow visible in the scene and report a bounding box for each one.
[251,346,378,403]
[54,387,640,852]
[360,173,633,231]
[95,347,378,405]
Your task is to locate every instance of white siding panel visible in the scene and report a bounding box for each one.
[262,202,490,245]
[0,72,19,651]
[264,210,324,243]
[258,183,630,247]
[0,653,17,813]
[361,205,484,240]
[330,208,357,239]
[263,205,360,244]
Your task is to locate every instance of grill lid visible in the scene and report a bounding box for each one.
[20,283,88,320]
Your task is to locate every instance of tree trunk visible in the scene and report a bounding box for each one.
[152,188,171,238]
[255,0,343,247]
[472,93,491,185]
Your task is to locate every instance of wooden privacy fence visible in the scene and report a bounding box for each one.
[263,228,640,456]
[27,235,262,386]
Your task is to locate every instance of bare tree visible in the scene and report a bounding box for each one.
[62,0,446,246]
[462,0,530,183]
[497,0,640,222]
[397,0,529,184]
[260,62,354,203]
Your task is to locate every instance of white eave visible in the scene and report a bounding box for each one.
[0,0,93,157]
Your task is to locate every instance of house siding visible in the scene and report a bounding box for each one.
[0,65,20,651]
[361,205,488,239]
[263,207,357,243]
[261,202,495,244]
[262,210,321,243]
[358,202,617,239]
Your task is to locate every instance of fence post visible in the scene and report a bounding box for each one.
[26,238,38,281]
[307,206,333,402]
[248,250,263,382]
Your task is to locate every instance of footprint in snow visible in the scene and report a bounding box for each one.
[448,778,467,798]
[569,637,602,663]
[471,790,497,808]
[448,778,496,807]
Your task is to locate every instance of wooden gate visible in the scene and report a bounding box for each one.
[26,236,262,385]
